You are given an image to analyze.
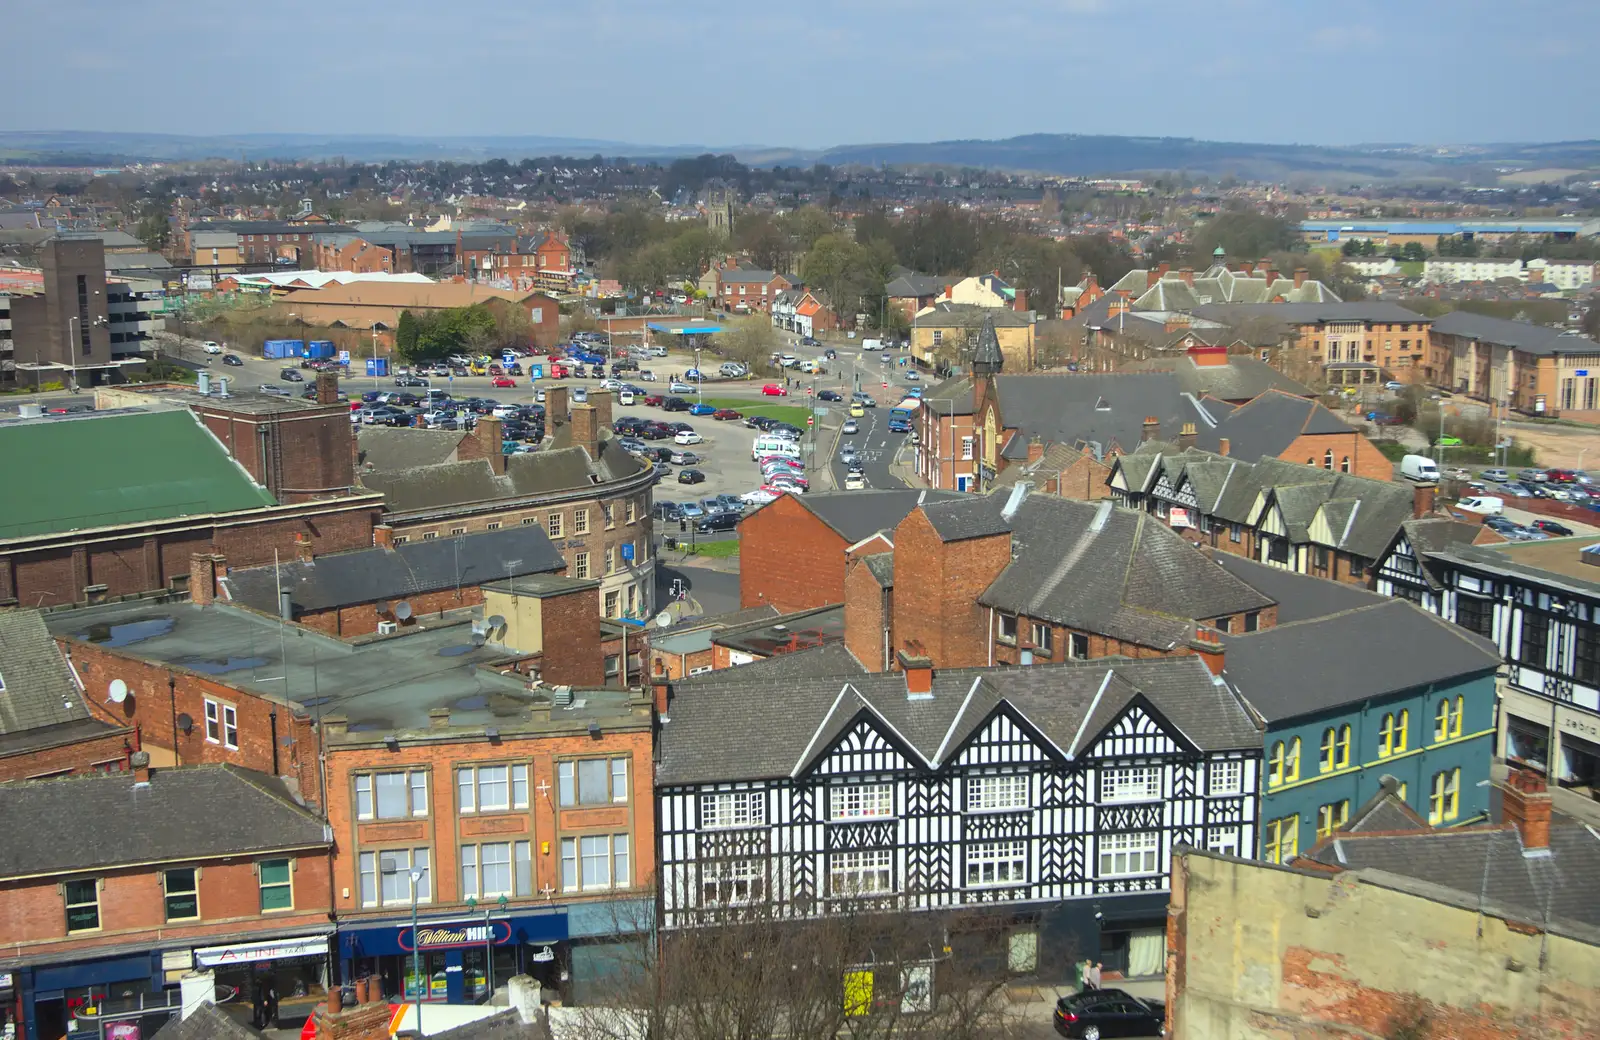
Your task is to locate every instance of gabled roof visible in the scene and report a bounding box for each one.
[1221,599,1500,724]
[151,1004,265,1040]
[0,765,330,878]
[221,526,565,614]
[1137,353,1313,402]
[360,442,645,515]
[1431,310,1600,356]
[885,272,944,298]
[1210,553,1387,624]
[718,268,784,284]
[656,656,1259,785]
[0,609,92,740]
[0,410,276,540]
[913,302,1031,327]
[1193,301,1431,325]
[357,426,468,471]
[781,488,966,544]
[1191,389,1356,462]
[985,373,1197,458]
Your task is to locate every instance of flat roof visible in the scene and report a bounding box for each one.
[1480,535,1600,587]
[46,600,633,733]
[714,605,846,656]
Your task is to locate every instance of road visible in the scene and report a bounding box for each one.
[831,405,911,490]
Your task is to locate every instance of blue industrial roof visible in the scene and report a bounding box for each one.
[1302,219,1592,235]
[646,322,723,334]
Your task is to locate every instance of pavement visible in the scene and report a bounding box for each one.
[1009,977,1166,1038]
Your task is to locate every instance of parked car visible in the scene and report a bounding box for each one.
[677,468,706,485]
[279,368,305,382]
[1517,468,1548,484]
[670,450,701,465]
[394,374,429,387]
[713,408,742,421]
[652,501,683,522]
[1481,468,1510,482]
[674,431,703,445]
[662,397,691,412]
[689,403,717,416]
[696,511,740,534]
[222,353,245,366]
[1053,989,1165,1039]
[741,489,779,506]
[258,384,290,396]
[1530,519,1575,536]
[761,384,789,396]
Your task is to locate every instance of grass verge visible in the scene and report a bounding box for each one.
[683,538,740,558]
[697,398,813,426]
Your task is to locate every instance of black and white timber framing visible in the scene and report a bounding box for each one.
[654,659,1261,928]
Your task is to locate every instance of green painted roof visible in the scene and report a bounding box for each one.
[0,410,276,539]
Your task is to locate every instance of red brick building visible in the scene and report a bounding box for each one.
[0,610,136,783]
[0,759,335,1040]
[715,268,791,313]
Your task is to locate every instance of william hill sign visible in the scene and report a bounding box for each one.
[399,920,513,951]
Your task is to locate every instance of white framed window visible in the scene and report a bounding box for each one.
[828,783,894,820]
[1208,760,1243,796]
[203,698,238,749]
[457,764,528,813]
[960,436,974,460]
[1204,828,1240,856]
[965,840,1028,888]
[361,848,431,907]
[355,770,430,820]
[702,790,765,829]
[1100,765,1162,803]
[1098,831,1161,878]
[701,858,765,906]
[560,834,630,891]
[65,878,100,932]
[558,757,630,807]
[829,849,894,897]
[965,774,1029,812]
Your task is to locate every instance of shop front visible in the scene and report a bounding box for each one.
[192,935,334,1013]
[11,949,166,1040]
[1500,686,1600,791]
[339,911,567,1006]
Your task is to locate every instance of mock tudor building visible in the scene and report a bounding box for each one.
[654,656,1263,983]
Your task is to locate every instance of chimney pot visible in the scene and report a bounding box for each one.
[1141,416,1159,442]
[373,525,395,550]
[295,531,314,563]
[1190,627,1225,676]
[1219,437,1230,457]
[1502,768,1551,851]
[897,651,934,698]
[1412,481,1437,519]
[1294,267,1309,289]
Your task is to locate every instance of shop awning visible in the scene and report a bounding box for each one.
[194,935,329,967]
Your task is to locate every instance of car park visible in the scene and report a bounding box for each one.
[678,468,706,485]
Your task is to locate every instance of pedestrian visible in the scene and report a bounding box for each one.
[1087,961,1102,990]
[1075,959,1091,992]
[250,976,266,1030]
[264,976,280,1028]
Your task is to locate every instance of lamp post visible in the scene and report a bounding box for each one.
[409,870,424,1032]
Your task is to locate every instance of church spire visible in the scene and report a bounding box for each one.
[971,312,1004,377]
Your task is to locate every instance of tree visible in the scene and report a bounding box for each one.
[395,310,419,358]
[1189,212,1296,262]
[714,317,781,374]
[734,212,792,273]
[1036,322,1086,369]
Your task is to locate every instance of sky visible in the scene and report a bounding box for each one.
[5,0,1598,150]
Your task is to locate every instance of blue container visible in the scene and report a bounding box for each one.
[307,340,336,358]
[262,338,303,359]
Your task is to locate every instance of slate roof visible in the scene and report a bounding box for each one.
[862,552,896,587]
[674,642,867,686]
[430,1009,538,1040]
[1190,390,1355,461]
[1139,354,1313,403]
[361,442,644,515]
[1430,310,1600,356]
[788,489,966,543]
[1210,554,1386,624]
[222,526,566,615]
[885,273,944,298]
[0,765,330,878]
[357,427,467,472]
[0,410,276,539]
[1305,822,1600,935]
[1193,301,1431,326]
[657,656,1259,785]
[1342,780,1431,834]
[977,496,1274,648]
[913,302,1031,327]
[0,609,92,738]
[1220,600,1500,724]
[987,373,1196,458]
[150,1004,265,1040]
[1396,517,1487,590]
[718,268,784,284]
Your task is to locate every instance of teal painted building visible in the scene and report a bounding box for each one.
[1220,597,1501,862]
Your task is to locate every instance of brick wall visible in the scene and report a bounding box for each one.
[0,728,135,782]
[647,645,714,681]
[1280,432,1393,483]
[0,852,332,964]
[196,405,357,500]
[738,496,848,611]
[324,728,654,925]
[298,586,486,638]
[535,587,604,686]
[891,509,1012,668]
[63,639,322,804]
[843,555,890,672]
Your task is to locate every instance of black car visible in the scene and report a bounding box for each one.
[662,396,691,412]
[614,417,647,436]
[395,374,429,387]
[652,501,683,522]
[696,511,739,533]
[649,447,675,463]
[641,422,673,441]
[1053,989,1164,1039]
[222,353,245,367]
[677,468,706,485]
[770,423,803,438]
[1531,519,1574,536]
[747,415,779,430]
[818,390,843,402]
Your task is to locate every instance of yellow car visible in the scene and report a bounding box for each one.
[469,363,487,376]
[849,403,865,418]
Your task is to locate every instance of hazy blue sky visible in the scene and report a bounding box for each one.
[6,0,1597,148]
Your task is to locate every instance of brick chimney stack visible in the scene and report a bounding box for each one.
[1502,769,1552,852]
[1178,422,1197,450]
[1412,481,1437,519]
[1141,416,1160,442]
[373,525,395,550]
[313,974,392,1040]
[130,750,151,784]
[294,532,314,563]
[1189,627,1225,676]
[1180,267,1194,287]
[478,416,506,475]
[588,389,614,433]
[188,552,220,605]
[571,403,600,461]
[545,385,569,426]
[316,370,339,405]
[898,651,934,699]
[1294,267,1309,289]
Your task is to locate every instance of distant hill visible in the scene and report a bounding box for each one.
[3,129,1598,183]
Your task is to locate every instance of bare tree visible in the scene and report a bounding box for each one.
[715,317,782,376]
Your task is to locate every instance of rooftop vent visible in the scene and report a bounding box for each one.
[1089,500,1115,533]
[1001,482,1031,522]
[551,685,574,707]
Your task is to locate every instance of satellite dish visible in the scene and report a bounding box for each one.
[377,601,391,617]
[654,611,674,628]
[471,631,487,646]
[393,600,413,621]
[107,679,128,704]
[486,615,506,630]
[176,713,194,734]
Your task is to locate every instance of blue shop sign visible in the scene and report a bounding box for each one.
[341,911,566,958]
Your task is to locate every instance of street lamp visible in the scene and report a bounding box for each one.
[410,870,425,1032]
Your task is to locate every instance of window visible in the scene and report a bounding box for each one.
[1324,450,1334,470]
[362,848,431,906]
[1429,769,1461,824]
[701,858,764,906]
[575,552,590,579]
[1340,456,1351,474]
[523,517,537,526]
[573,509,590,535]
[558,757,629,807]
[66,879,100,931]
[604,590,619,618]
[1030,622,1053,656]
[965,840,1028,887]
[603,503,615,529]
[1379,711,1409,757]
[1100,766,1162,803]
[1456,595,1493,640]
[932,329,943,345]
[1434,696,1464,742]
[1243,611,1260,633]
[1264,816,1299,864]
[356,770,429,820]
[164,868,199,921]
[1315,801,1349,839]
[548,513,564,538]
[486,522,501,531]
[960,436,974,460]
[258,859,293,911]
[1320,726,1352,772]
[1098,831,1160,877]
[204,699,238,749]
[1519,612,1549,668]
[1268,738,1301,787]
[829,849,894,896]
[449,526,467,536]
[421,532,437,541]
[1205,827,1240,856]
[1208,760,1242,795]
[626,500,637,524]
[458,764,528,813]
[966,774,1029,812]
[1215,616,1232,634]
[560,835,630,891]
[829,783,894,820]
[997,613,1018,644]
[702,790,765,829]
[1069,632,1089,660]
[1230,522,1242,543]
[605,547,615,574]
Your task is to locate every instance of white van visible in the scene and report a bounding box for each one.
[752,436,802,461]
[1401,454,1441,482]
[618,389,635,406]
[1456,496,1504,516]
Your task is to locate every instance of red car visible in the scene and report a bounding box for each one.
[761,384,788,396]
[546,353,565,362]
[549,364,570,378]
[491,376,517,388]
[643,395,665,407]
[713,408,742,421]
